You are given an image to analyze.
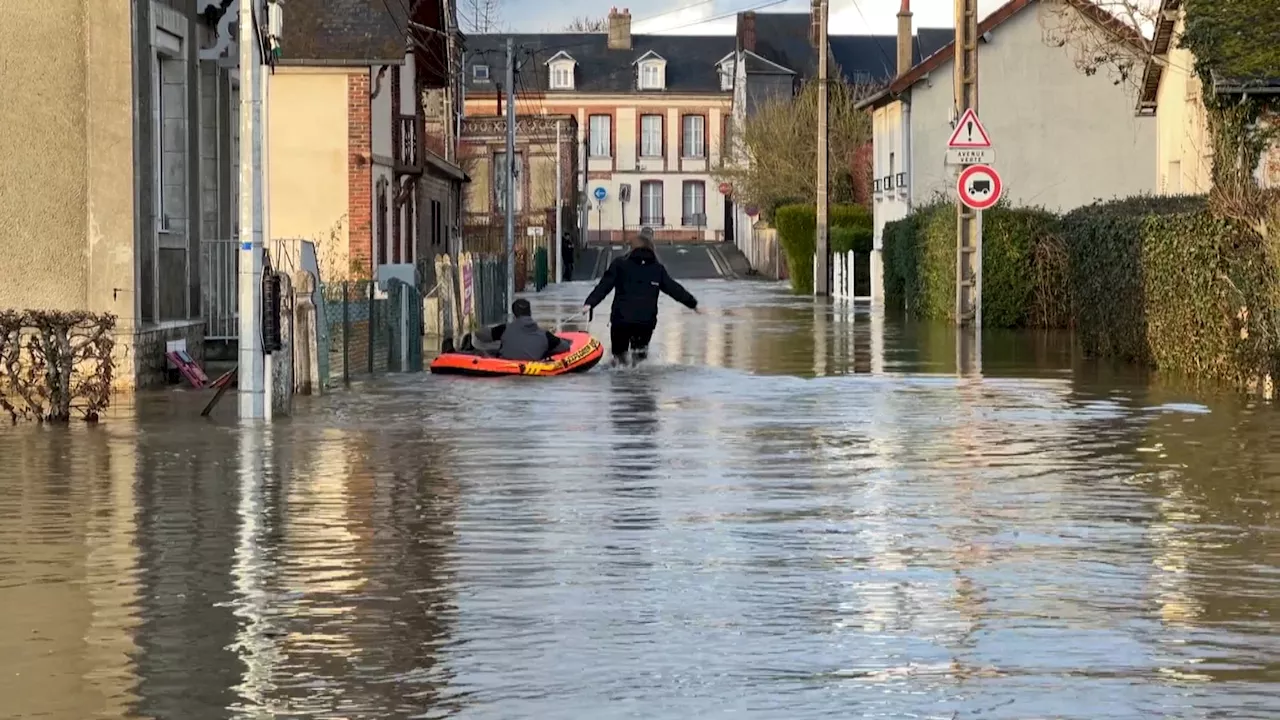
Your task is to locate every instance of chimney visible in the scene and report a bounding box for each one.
[737,11,757,53]
[810,0,821,47]
[608,7,632,50]
[896,0,913,78]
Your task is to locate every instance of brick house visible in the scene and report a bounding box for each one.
[269,0,465,286]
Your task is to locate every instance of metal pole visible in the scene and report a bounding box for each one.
[555,120,563,283]
[581,138,589,245]
[237,0,266,419]
[814,0,830,297]
[954,0,981,372]
[504,38,516,318]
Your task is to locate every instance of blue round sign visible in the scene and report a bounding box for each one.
[593,186,607,201]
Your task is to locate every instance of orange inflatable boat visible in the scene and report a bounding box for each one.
[429,331,604,377]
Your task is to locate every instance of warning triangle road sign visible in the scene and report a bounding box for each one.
[947,108,992,149]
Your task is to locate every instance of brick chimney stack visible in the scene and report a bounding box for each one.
[737,11,757,53]
[896,0,913,78]
[608,7,632,50]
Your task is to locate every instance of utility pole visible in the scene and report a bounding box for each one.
[581,138,590,246]
[237,0,267,420]
[504,37,516,317]
[954,0,981,370]
[814,0,830,296]
[554,120,563,283]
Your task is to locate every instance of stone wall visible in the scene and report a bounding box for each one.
[124,321,206,391]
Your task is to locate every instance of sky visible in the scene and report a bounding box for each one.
[501,0,1012,36]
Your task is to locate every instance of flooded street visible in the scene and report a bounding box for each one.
[3,280,1280,719]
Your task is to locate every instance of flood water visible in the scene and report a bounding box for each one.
[3,280,1280,719]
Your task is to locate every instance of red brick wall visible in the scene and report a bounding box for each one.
[348,73,373,277]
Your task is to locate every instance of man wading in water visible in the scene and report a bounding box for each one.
[582,227,699,366]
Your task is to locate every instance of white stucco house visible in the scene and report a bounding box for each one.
[857,0,1158,303]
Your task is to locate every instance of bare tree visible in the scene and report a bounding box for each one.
[565,16,608,32]
[1038,0,1158,92]
[458,0,503,33]
[715,81,875,216]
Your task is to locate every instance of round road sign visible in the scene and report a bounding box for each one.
[593,186,607,201]
[718,182,732,195]
[745,205,759,218]
[956,164,1002,210]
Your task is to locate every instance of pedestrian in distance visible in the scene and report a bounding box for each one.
[582,226,699,366]
[561,232,575,282]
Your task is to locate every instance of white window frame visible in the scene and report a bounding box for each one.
[494,151,523,213]
[640,114,663,158]
[681,114,706,158]
[682,181,705,226]
[719,63,734,91]
[550,63,574,90]
[154,52,167,233]
[640,180,663,226]
[589,114,611,158]
[640,62,662,90]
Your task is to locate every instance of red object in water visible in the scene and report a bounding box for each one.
[429,331,604,377]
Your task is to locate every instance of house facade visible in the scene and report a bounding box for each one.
[268,0,466,287]
[1138,0,1280,193]
[859,0,1158,303]
[723,7,953,256]
[458,115,580,255]
[0,0,239,390]
[462,9,737,244]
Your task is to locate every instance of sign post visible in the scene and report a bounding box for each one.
[593,187,606,244]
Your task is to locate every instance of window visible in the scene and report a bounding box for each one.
[494,151,522,213]
[154,53,166,231]
[640,62,662,90]
[589,114,611,158]
[719,62,734,91]
[681,114,705,158]
[550,64,573,89]
[681,181,705,226]
[473,64,490,82]
[640,114,663,157]
[640,181,663,226]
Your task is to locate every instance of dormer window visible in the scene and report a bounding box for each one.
[545,51,576,91]
[715,53,736,92]
[473,64,490,82]
[633,51,667,91]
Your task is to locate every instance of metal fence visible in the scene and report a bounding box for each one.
[201,237,239,340]
[316,279,422,389]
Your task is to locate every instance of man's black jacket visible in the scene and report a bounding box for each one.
[585,247,697,325]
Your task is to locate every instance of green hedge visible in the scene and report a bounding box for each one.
[775,204,872,293]
[831,226,873,254]
[881,201,1069,328]
[1063,195,1280,387]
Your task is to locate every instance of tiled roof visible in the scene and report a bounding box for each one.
[462,34,737,95]
[279,0,409,64]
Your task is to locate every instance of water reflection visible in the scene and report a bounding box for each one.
[1,280,1280,718]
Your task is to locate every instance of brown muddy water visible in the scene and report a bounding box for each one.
[2,280,1279,719]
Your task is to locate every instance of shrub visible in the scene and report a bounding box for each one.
[831,226,873,254]
[880,201,1069,328]
[775,203,872,293]
[1062,194,1280,388]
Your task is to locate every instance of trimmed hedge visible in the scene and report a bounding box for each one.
[776,204,872,294]
[831,225,873,254]
[885,192,1280,389]
[1064,195,1280,387]
[881,201,1069,328]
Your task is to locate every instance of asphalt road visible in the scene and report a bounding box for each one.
[571,243,747,282]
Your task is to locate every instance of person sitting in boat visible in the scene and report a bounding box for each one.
[448,298,571,361]
[582,226,699,366]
